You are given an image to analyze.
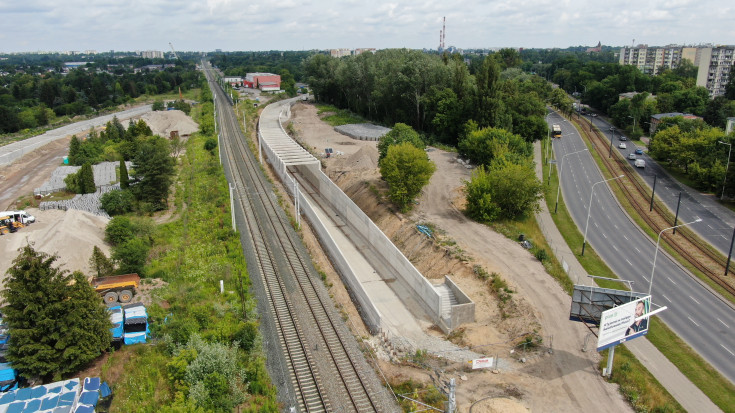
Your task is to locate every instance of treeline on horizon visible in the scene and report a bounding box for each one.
[0,56,202,134]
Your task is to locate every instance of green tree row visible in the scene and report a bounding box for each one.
[0,60,201,133]
[304,49,550,146]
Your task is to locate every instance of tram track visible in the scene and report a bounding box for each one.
[204,64,383,412]
[579,117,735,298]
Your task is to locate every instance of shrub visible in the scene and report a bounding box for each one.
[204,138,218,152]
[101,189,135,215]
[112,237,150,275]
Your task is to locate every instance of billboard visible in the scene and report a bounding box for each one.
[596,296,651,351]
[569,284,643,325]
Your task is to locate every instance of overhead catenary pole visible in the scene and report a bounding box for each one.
[649,175,657,212]
[719,140,731,200]
[727,225,735,276]
[672,192,682,234]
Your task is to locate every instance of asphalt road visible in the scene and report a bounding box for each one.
[587,115,735,256]
[548,111,735,385]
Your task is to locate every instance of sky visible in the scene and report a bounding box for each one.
[1,0,734,53]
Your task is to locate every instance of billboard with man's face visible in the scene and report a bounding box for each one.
[596,296,651,351]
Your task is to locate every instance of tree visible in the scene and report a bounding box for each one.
[100,189,135,215]
[68,136,81,164]
[1,245,110,380]
[112,237,150,275]
[465,160,542,222]
[120,159,129,189]
[89,246,115,278]
[377,123,424,161]
[458,127,532,167]
[132,136,175,210]
[379,142,436,212]
[78,162,96,194]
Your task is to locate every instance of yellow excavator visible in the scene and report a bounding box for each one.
[0,216,18,235]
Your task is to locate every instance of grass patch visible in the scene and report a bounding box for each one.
[315,104,365,126]
[391,379,445,413]
[104,90,277,411]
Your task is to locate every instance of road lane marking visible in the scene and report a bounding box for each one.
[687,317,700,327]
[718,318,730,329]
[635,247,641,253]
[625,259,632,266]
[689,296,700,305]
[641,275,649,283]
[667,277,677,285]
[721,344,735,357]
[708,224,713,230]
[602,233,607,239]
[612,244,618,251]
[662,294,671,302]
[623,235,629,240]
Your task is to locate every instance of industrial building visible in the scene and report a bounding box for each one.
[243,73,281,91]
[619,45,735,98]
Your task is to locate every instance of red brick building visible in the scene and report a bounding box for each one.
[243,73,281,91]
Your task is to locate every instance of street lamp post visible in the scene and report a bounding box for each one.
[649,218,703,295]
[582,175,625,255]
[554,148,589,213]
[718,141,731,200]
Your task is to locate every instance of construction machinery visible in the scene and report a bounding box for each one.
[91,273,140,304]
[0,216,18,235]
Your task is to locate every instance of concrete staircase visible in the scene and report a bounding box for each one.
[435,284,458,319]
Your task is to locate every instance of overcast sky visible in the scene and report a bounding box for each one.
[1,0,733,53]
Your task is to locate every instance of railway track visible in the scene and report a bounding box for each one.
[204,66,382,412]
[579,117,735,298]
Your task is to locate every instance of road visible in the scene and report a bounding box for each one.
[587,115,735,257]
[548,111,735,385]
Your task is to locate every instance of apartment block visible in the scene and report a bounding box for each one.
[619,45,734,98]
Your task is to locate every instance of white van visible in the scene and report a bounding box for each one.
[0,211,35,225]
[635,159,646,168]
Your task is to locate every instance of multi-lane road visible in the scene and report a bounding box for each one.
[588,116,735,256]
[549,111,735,385]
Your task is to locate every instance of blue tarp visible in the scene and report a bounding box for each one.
[82,377,99,392]
[0,363,16,382]
[6,401,25,413]
[79,391,98,405]
[64,380,77,391]
[14,388,31,400]
[0,392,15,404]
[21,398,41,412]
[40,394,60,409]
[30,386,47,398]
[52,406,71,413]
[58,391,76,405]
[99,382,111,398]
[74,405,95,413]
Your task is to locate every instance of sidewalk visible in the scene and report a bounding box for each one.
[534,140,721,412]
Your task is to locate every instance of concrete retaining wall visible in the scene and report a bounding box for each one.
[295,163,444,327]
[444,276,476,328]
[297,187,384,334]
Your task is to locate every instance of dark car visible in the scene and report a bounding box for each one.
[618,135,627,141]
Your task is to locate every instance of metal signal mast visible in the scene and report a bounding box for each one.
[169,42,180,61]
[440,17,446,50]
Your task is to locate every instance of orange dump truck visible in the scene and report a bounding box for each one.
[91,273,140,304]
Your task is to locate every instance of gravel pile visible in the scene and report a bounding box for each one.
[334,123,390,142]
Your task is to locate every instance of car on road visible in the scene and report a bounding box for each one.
[635,148,644,155]
[618,135,627,141]
[628,153,637,160]
[590,113,598,117]
[619,142,627,149]
[635,159,646,168]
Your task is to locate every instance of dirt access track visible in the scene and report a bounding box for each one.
[281,102,630,412]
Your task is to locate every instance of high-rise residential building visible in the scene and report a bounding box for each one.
[141,50,164,59]
[619,45,735,98]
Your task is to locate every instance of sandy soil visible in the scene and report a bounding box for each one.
[0,110,197,282]
[287,102,631,412]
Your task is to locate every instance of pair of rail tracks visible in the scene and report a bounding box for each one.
[578,117,735,298]
[205,68,381,412]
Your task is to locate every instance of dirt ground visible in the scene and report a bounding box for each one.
[0,109,194,283]
[286,102,631,412]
